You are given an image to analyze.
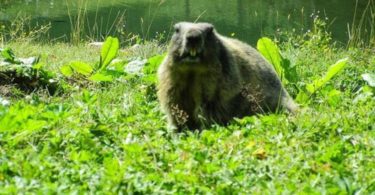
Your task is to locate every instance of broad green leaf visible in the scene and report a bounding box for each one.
[60,64,74,77]
[100,36,119,70]
[362,73,375,87]
[306,58,348,94]
[295,91,310,104]
[257,37,284,81]
[103,157,121,177]
[325,58,348,80]
[69,61,93,76]
[282,58,298,83]
[148,54,165,66]
[89,72,114,82]
[142,75,157,85]
[1,48,15,62]
[1,48,19,64]
[143,54,165,74]
[110,59,127,72]
[32,62,43,70]
[326,89,342,107]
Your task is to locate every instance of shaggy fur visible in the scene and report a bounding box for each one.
[157,22,298,131]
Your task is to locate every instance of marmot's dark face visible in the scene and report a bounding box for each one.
[170,22,215,64]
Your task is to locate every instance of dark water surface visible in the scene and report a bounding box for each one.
[0,0,368,44]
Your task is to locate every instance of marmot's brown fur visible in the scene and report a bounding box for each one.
[157,22,298,131]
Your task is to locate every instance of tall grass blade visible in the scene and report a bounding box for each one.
[348,0,375,48]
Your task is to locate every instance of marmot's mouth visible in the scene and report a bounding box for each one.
[180,48,203,63]
[189,48,198,57]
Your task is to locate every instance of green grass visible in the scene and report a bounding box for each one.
[0,29,374,194]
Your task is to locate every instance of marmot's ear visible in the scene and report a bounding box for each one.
[205,24,214,33]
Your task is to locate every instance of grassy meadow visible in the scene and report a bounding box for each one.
[0,15,374,194]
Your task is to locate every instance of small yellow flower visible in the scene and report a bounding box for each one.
[252,148,267,160]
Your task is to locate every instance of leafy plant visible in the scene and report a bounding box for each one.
[0,47,60,94]
[354,73,375,104]
[296,58,348,103]
[61,61,93,76]
[257,37,298,84]
[1,48,18,64]
[307,58,348,94]
[142,54,165,85]
[61,36,124,82]
[99,36,120,70]
[257,37,348,104]
[0,35,374,194]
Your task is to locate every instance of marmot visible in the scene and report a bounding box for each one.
[157,22,298,131]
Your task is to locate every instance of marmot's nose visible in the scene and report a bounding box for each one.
[186,30,203,45]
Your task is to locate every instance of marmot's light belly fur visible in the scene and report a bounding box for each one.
[157,22,298,130]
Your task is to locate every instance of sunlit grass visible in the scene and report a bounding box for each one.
[0,9,374,194]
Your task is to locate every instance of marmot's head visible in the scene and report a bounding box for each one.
[170,22,217,64]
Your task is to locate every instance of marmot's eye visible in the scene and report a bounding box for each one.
[174,24,180,33]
